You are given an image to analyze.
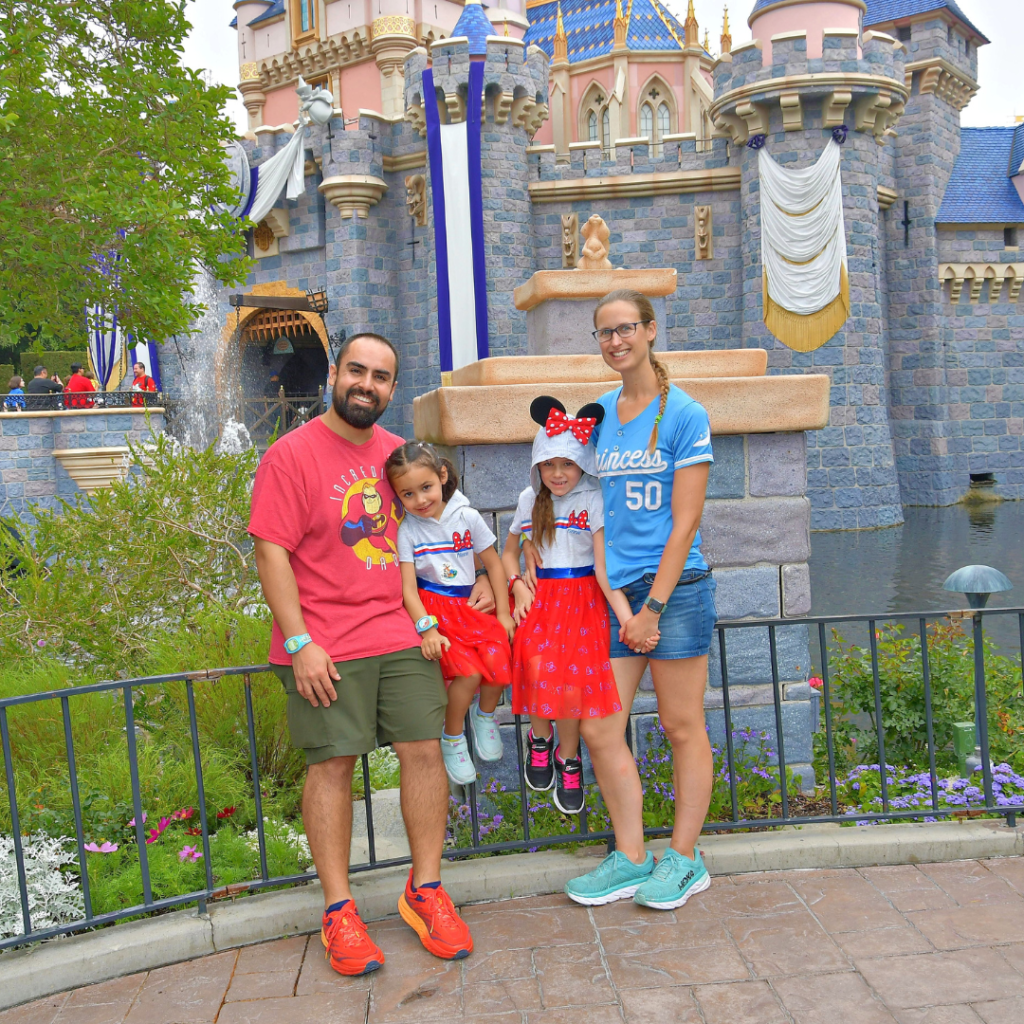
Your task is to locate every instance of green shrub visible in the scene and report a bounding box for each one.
[0,364,14,387]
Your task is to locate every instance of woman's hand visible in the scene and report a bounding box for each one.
[521,539,542,590]
[512,579,534,624]
[620,607,662,654]
[497,611,516,643]
[420,628,451,661]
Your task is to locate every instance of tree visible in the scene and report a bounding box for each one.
[0,1,251,351]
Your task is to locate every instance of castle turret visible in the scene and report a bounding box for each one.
[712,9,908,527]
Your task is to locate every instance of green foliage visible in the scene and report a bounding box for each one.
[18,352,85,382]
[0,364,13,386]
[0,1,252,350]
[0,429,261,670]
[823,622,1024,773]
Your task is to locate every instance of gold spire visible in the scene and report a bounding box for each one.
[553,1,568,62]
[703,28,710,52]
[503,20,509,37]
[613,0,628,51]
[721,5,732,54]
[684,0,699,49]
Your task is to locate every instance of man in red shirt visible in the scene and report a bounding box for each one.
[64,363,96,409]
[131,361,158,407]
[249,333,476,977]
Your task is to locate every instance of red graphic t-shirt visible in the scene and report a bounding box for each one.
[248,417,419,664]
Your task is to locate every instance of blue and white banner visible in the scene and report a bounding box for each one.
[129,339,162,390]
[86,303,122,390]
[424,61,489,373]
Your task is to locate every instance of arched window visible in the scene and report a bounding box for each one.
[640,103,653,142]
[657,103,670,140]
[602,108,610,152]
[588,110,598,142]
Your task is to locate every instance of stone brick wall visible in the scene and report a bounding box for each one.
[448,429,819,792]
[0,410,164,518]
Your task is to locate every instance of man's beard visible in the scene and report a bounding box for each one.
[333,385,385,428]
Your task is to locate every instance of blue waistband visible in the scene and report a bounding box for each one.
[417,577,474,598]
[536,566,595,580]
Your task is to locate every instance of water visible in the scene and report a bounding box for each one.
[810,500,1024,653]
[215,417,252,455]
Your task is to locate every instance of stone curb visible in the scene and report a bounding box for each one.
[1,820,1020,1010]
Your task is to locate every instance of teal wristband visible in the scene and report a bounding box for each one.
[284,632,313,655]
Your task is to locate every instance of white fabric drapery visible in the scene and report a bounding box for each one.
[247,127,306,226]
[759,139,846,315]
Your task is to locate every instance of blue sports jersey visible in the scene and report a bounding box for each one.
[595,384,714,589]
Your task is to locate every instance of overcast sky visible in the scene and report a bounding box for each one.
[183,0,1021,133]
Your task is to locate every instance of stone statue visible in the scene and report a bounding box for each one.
[405,174,427,227]
[695,205,713,260]
[577,215,612,269]
[560,212,578,268]
[297,75,334,126]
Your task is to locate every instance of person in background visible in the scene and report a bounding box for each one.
[24,366,63,410]
[64,363,96,409]
[131,361,158,407]
[4,376,25,412]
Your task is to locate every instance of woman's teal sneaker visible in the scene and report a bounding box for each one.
[633,848,711,910]
[565,850,655,906]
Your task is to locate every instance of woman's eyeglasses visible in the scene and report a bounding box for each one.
[592,321,651,343]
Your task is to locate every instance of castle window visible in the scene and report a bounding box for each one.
[292,0,317,45]
[898,26,911,43]
[948,26,954,45]
[640,103,653,143]
[657,103,670,140]
[1006,227,1020,249]
[602,108,610,152]
[588,110,598,142]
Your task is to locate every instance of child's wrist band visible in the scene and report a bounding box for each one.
[284,632,313,654]
[507,574,522,595]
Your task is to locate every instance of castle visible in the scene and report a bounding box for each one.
[203,0,1024,530]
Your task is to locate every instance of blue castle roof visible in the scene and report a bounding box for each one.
[525,0,695,64]
[249,0,285,26]
[936,127,1024,225]
[863,0,988,40]
[452,0,494,55]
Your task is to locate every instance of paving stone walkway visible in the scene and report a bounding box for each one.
[5,857,1024,1024]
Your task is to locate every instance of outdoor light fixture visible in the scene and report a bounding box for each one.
[305,288,329,315]
[942,565,1013,609]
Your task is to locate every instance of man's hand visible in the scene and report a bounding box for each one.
[292,642,340,707]
[467,574,495,614]
[420,628,451,661]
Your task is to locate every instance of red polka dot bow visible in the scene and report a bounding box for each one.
[545,408,597,445]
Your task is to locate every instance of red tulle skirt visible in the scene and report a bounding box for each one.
[419,590,513,686]
[512,576,621,719]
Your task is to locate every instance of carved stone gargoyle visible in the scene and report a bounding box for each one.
[577,214,612,269]
[405,173,427,227]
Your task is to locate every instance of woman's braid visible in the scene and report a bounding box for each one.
[648,355,670,454]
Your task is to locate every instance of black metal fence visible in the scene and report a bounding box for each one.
[1,391,164,413]
[2,606,1022,949]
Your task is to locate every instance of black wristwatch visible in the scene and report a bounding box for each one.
[643,596,667,615]
[475,567,488,578]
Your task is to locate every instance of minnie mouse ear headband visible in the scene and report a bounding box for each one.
[529,396,605,446]
[528,396,604,492]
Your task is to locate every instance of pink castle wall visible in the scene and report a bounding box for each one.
[339,60,383,121]
[750,1,861,62]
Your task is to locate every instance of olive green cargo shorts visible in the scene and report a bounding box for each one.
[272,647,447,765]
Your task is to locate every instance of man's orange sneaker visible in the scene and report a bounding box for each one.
[320,901,384,976]
[397,870,473,960]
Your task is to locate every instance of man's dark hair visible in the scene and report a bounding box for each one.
[334,332,399,382]
[70,363,82,374]
[33,365,46,376]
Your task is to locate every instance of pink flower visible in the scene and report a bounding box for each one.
[145,817,171,845]
[127,812,147,827]
[171,807,194,821]
[178,845,202,863]
[36,639,46,648]
[84,840,119,853]
[808,677,824,690]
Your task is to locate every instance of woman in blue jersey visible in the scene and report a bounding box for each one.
[564,288,717,911]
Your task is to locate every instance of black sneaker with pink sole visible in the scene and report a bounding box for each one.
[525,729,554,791]
[553,749,585,815]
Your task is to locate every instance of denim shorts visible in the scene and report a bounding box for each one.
[608,569,718,661]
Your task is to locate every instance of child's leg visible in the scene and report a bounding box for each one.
[554,718,581,760]
[444,674,481,736]
[529,714,553,740]
[477,684,503,715]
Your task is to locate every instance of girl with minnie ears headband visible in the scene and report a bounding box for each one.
[500,398,658,817]
[386,442,515,787]
[528,289,718,912]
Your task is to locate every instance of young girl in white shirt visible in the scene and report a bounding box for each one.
[386,442,515,786]
[500,397,639,815]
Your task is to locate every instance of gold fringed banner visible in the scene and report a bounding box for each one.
[763,263,849,353]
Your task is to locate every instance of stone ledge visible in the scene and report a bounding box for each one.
[527,166,742,205]
[52,447,131,493]
[414,375,831,445]
[0,407,164,419]
[513,269,677,311]
[450,350,768,386]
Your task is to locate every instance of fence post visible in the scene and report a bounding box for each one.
[971,613,994,806]
[279,386,287,433]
